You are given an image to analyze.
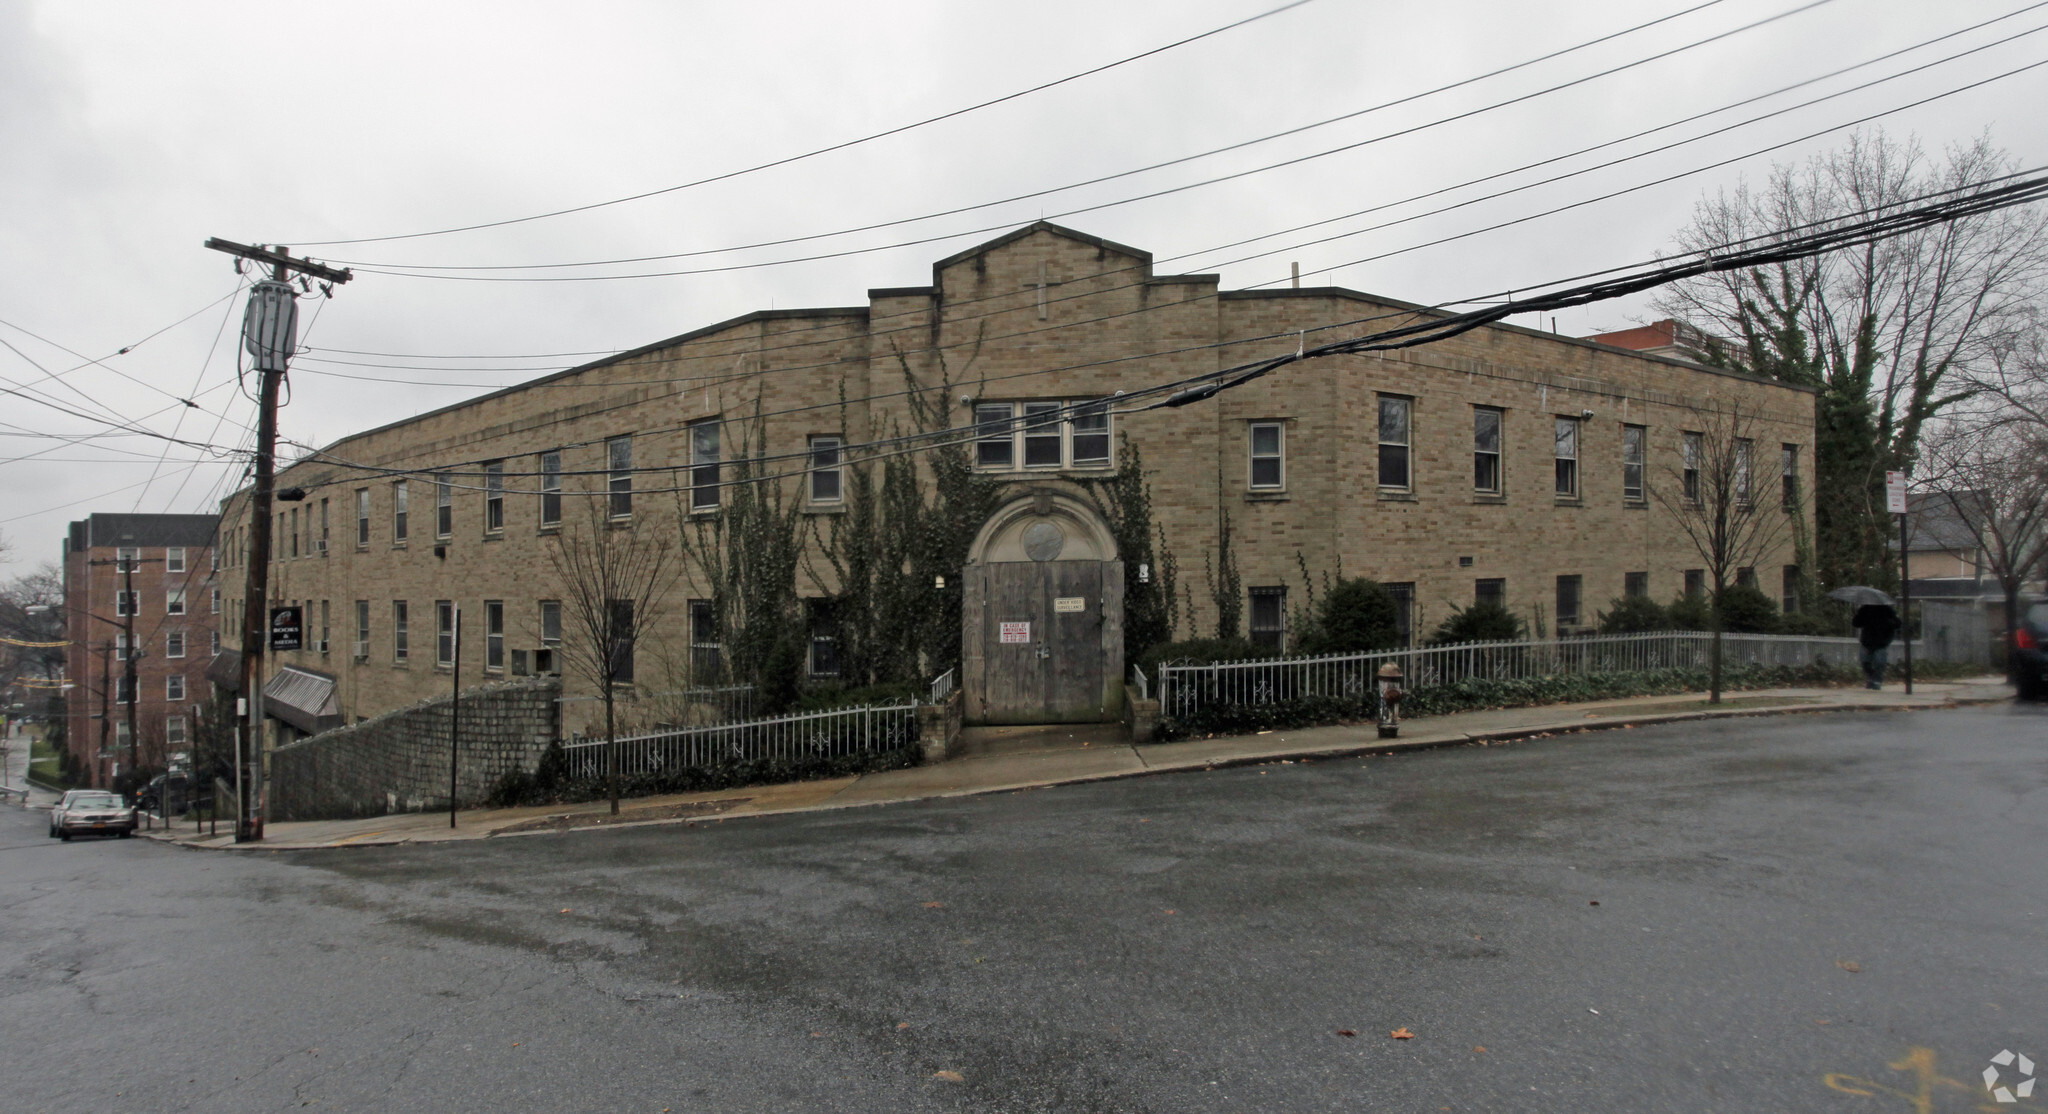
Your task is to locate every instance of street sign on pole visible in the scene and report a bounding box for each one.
[1885,470,1908,515]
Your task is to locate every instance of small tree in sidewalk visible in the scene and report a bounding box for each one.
[1651,404,1796,703]
[1917,421,2048,681]
[547,500,679,814]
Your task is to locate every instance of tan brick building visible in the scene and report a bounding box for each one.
[220,223,1813,737]
[61,513,220,787]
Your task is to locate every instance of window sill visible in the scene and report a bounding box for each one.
[391,541,408,550]
[1623,498,1648,510]
[1244,491,1289,503]
[391,661,410,669]
[1554,496,1583,507]
[1472,493,1507,505]
[1377,490,1417,503]
[537,525,561,536]
[803,503,848,515]
[481,532,503,542]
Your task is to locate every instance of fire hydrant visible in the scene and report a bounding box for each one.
[1376,661,1405,739]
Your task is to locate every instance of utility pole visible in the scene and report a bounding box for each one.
[98,641,111,787]
[122,551,138,782]
[204,238,350,842]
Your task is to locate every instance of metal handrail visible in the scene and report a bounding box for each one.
[928,667,956,704]
[561,697,918,781]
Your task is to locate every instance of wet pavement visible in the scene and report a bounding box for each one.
[2,701,2043,1112]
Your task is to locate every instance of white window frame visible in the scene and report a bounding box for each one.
[808,436,843,504]
[167,587,186,616]
[166,674,185,702]
[539,450,562,527]
[166,547,186,573]
[357,488,372,547]
[1554,416,1580,499]
[484,600,504,672]
[1248,421,1285,491]
[484,461,505,533]
[166,630,186,659]
[393,480,409,542]
[1474,407,1504,494]
[1377,396,1411,491]
[1622,424,1646,503]
[612,435,639,518]
[971,401,1114,472]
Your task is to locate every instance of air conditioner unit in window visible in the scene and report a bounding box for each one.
[312,639,329,653]
[352,641,369,661]
[511,649,530,677]
[316,539,328,554]
[534,648,557,675]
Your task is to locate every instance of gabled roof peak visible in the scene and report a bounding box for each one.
[931,221,1153,280]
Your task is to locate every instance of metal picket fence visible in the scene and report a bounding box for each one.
[1155,631,1870,723]
[561,698,919,781]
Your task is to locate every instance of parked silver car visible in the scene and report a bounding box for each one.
[49,789,136,840]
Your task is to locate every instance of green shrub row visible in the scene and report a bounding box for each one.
[1156,659,1986,740]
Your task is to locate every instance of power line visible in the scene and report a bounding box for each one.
[289,0,1326,248]
[331,0,1780,278]
[269,169,2048,503]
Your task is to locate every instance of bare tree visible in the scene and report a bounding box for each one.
[546,500,678,814]
[1651,405,1796,703]
[1917,421,2048,680]
[1656,131,2048,589]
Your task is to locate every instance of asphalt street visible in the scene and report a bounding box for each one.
[2,703,2043,1113]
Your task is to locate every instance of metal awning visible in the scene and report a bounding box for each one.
[261,666,342,735]
[207,650,242,694]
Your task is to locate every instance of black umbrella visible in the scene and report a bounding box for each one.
[1826,586,1894,608]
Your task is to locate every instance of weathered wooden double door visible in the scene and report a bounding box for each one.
[978,560,1109,724]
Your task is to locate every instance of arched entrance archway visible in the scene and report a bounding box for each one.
[962,489,1125,724]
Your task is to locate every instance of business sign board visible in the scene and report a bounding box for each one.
[1053,597,1086,613]
[999,622,1031,644]
[268,606,303,652]
[1885,471,1909,515]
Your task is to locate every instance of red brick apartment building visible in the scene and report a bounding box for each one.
[61,513,219,787]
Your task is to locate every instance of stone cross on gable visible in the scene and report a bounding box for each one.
[1021,261,1064,320]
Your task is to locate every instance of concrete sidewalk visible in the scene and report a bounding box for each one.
[137,677,2015,851]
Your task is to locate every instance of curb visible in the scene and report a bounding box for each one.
[166,690,2005,852]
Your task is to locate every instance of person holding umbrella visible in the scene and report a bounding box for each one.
[1830,587,1901,690]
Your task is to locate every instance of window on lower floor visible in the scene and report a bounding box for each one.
[166,715,186,749]
[689,599,721,684]
[436,601,455,666]
[806,599,841,678]
[1387,582,1415,647]
[1249,586,1287,651]
[166,674,185,702]
[393,600,410,662]
[1556,575,1583,629]
[1781,565,1800,612]
[1624,571,1649,599]
[1475,578,1506,609]
[355,600,370,660]
[115,675,135,704]
[1684,569,1705,598]
[1736,566,1757,590]
[167,588,186,616]
[608,598,636,684]
[485,600,504,671]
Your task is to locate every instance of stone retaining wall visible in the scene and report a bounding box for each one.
[269,677,560,821]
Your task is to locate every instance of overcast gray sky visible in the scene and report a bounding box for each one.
[3,0,2044,565]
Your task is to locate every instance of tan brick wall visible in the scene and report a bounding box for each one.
[220,224,1814,730]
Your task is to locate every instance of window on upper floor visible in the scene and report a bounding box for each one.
[1682,432,1703,504]
[393,480,409,542]
[357,488,372,547]
[1378,396,1411,491]
[540,451,562,527]
[1474,408,1503,494]
[484,462,505,533]
[1781,444,1800,511]
[688,424,718,512]
[1622,425,1646,502]
[1554,417,1580,498]
[1734,439,1755,509]
[166,547,185,573]
[166,630,185,659]
[972,401,1113,472]
[1248,422,1284,490]
[435,475,453,538]
[808,436,842,504]
[167,587,185,616]
[609,435,636,518]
